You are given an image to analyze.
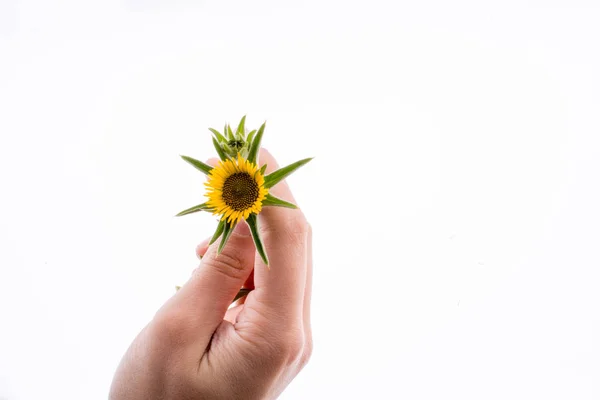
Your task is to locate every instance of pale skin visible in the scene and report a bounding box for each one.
[110,149,313,400]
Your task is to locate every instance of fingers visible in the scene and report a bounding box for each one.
[155,221,255,349]
[196,238,210,259]
[152,149,311,359]
[151,157,254,349]
[206,157,220,167]
[248,149,310,324]
[225,303,245,324]
[302,224,313,361]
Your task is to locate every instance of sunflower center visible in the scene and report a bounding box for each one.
[222,172,260,211]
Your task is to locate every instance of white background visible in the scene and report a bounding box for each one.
[1,1,599,399]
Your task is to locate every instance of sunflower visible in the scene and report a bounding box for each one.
[205,153,269,225]
[176,116,312,266]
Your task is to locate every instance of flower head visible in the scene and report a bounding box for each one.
[205,154,269,225]
[176,116,312,265]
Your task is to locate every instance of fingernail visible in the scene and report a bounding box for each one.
[233,220,251,236]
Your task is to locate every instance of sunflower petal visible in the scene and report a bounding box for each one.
[262,193,298,209]
[209,220,226,245]
[175,202,212,216]
[212,137,228,161]
[218,221,237,254]
[246,214,269,266]
[247,122,265,164]
[264,157,312,188]
[181,155,213,175]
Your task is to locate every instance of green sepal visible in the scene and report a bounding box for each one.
[247,122,265,164]
[246,214,269,265]
[209,128,228,144]
[236,115,246,138]
[264,157,312,188]
[246,130,257,147]
[209,220,226,245]
[218,221,236,254]
[233,288,252,303]
[175,202,212,216]
[262,193,298,209]
[226,124,234,140]
[212,137,228,161]
[181,155,213,175]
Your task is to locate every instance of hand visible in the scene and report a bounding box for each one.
[109,149,313,400]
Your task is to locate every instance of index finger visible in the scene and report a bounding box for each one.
[249,149,310,322]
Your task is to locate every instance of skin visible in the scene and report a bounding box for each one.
[110,149,313,400]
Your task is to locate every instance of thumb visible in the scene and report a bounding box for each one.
[156,222,255,348]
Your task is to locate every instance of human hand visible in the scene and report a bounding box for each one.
[109,149,313,400]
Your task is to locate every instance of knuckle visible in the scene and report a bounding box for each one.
[201,251,248,281]
[237,318,311,369]
[268,327,305,366]
[261,214,309,244]
[285,214,309,235]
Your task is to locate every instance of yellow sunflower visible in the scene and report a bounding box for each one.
[176,116,312,265]
[205,153,269,225]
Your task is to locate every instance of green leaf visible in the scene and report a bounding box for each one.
[212,137,228,161]
[259,164,267,175]
[218,221,236,254]
[236,115,246,136]
[233,288,252,302]
[264,157,312,188]
[246,130,257,147]
[209,220,226,245]
[209,128,228,144]
[175,202,212,216]
[226,124,234,140]
[181,155,213,175]
[246,214,269,265]
[247,122,265,164]
[262,193,298,209]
